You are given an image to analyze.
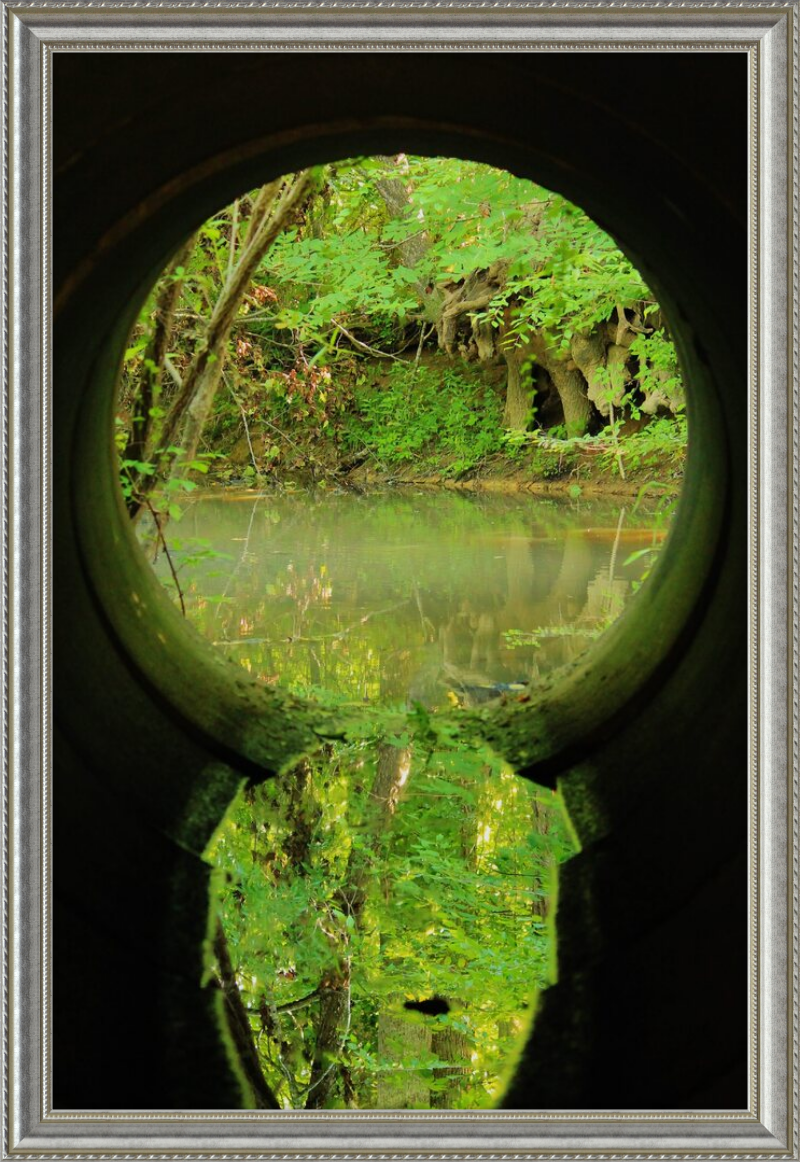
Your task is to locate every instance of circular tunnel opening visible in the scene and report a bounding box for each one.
[54,53,747,1112]
[117,155,688,709]
[87,141,712,790]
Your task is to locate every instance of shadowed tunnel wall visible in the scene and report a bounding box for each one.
[53,51,748,1110]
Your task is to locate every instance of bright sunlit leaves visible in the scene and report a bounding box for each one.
[209,735,576,1110]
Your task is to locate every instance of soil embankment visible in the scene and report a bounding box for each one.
[209,443,683,500]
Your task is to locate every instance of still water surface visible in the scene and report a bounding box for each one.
[159,489,663,705]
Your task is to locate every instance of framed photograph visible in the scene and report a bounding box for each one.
[2,2,795,1158]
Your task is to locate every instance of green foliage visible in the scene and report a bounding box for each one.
[598,417,687,477]
[341,362,504,474]
[627,328,685,411]
[269,229,419,341]
[623,480,683,589]
[262,156,661,369]
[210,720,577,1110]
[481,195,650,347]
[117,155,687,488]
[118,448,216,513]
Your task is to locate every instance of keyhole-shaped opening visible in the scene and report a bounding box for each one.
[112,153,687,1109]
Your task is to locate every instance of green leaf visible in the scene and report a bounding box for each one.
[124,339,148,363]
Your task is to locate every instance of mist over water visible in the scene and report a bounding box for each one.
[156,488,661,706]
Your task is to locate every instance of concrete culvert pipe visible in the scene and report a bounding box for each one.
[53,52,748,1110]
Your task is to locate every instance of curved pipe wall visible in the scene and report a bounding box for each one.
[53,53,748,1109]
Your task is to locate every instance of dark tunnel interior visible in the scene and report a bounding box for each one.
[53,51,749,1111]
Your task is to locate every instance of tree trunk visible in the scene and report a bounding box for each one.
[212,920,281,1110]
[305,977,351,1109]
[374,162,442,323]
[530,799,554,922]
[375,175,432,272]
[122,234,195,500]
[473,317,496,362]
[129,172,314,518]
[305,743,412,1109]
[500,313,594,435]
[548,363,591,437]
[502,345,531,430]
[437,263,506,357]
[430,1020,470,1108]
[376,1011,432,1109]
[604,343,631,409]
[570,330,608,415]
[525,332,592,437]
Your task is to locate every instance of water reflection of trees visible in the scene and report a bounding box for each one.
[210,731,576,1109]
[156,492,659,1108]
[163,492,654,705]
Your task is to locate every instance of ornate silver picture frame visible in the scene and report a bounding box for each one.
[2,3,796,1158]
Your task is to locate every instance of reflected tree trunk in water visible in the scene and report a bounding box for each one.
[212,919,281,1110]
[531,796,555,922]
[427,761,479,1109]
[430,1019,470,1109]
[548,533,595,611]
[306,742,411,1109]
[279,759,322,870]
[376,1012,432,1110]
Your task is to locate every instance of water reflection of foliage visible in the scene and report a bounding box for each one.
[161,491,658,1106]
[161,491,657,705]
[209,729,576,1109]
